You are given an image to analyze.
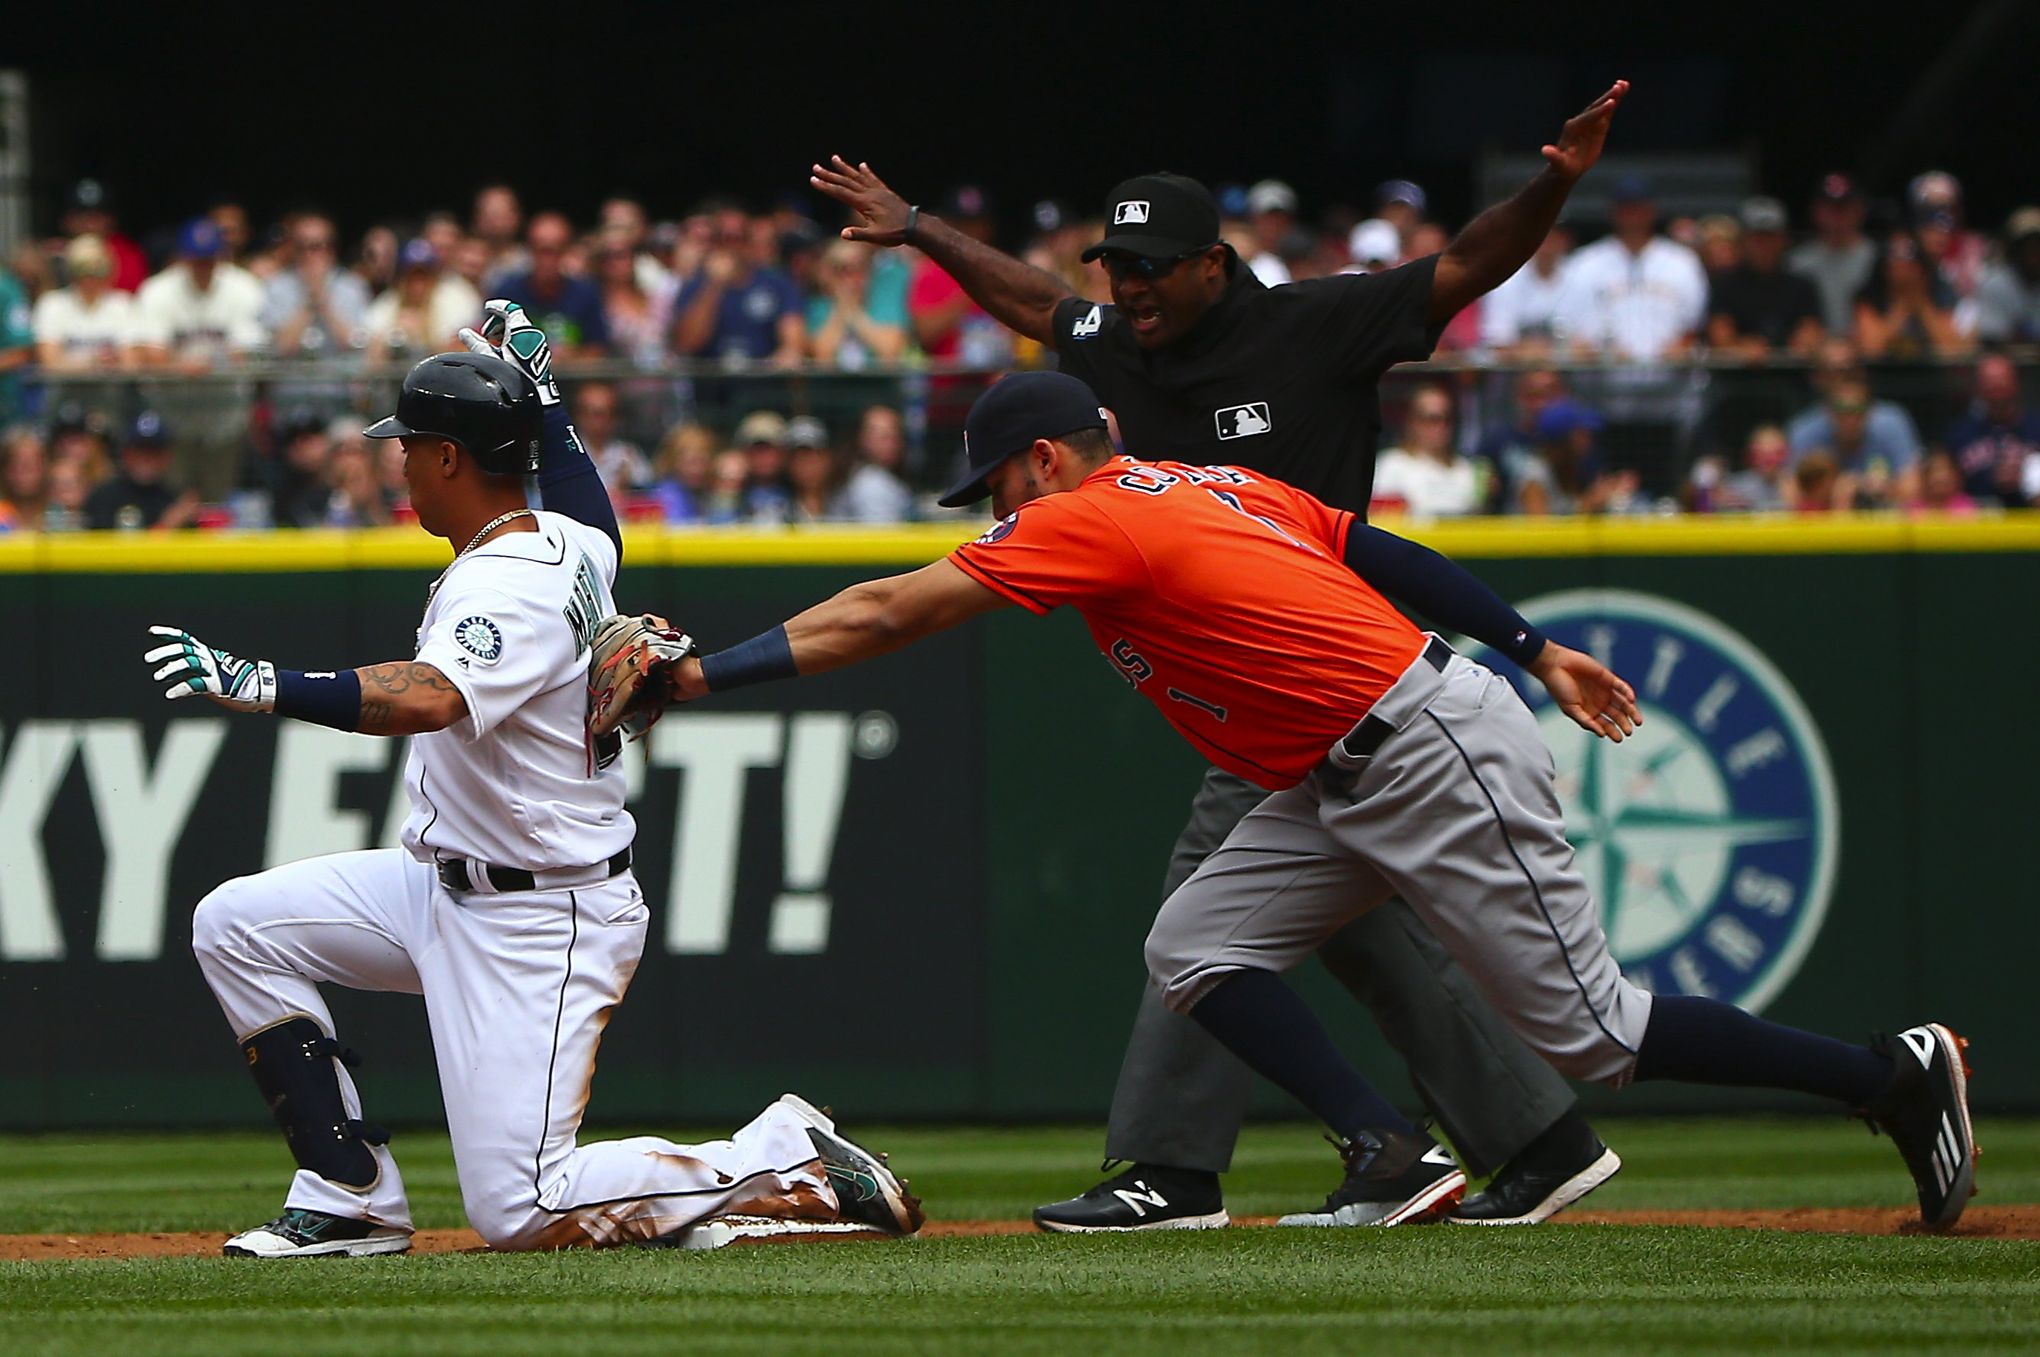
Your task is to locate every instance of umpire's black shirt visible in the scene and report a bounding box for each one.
[1050,255,1441,514]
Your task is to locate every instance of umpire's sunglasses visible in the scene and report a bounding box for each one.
[1098,248,1208,281]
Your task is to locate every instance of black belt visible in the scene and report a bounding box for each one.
[437,848,633,895]
[1339,637,1452,761]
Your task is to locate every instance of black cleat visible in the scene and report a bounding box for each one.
[1450,1139,1622,1225]
[776,1094,925,1235]
[1278,1129,1465,1227]
[222,1206,410,1258]
[1860,1023,1977,1230]
[1032,1162,1228,1233]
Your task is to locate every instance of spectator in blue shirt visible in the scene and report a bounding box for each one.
[1943,354,2040,507]
[493,213,610,358]
[1787,339,1921,474]
[672,218,805,364]
[807,240,908,370]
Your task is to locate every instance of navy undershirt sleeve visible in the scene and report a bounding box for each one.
[1342,522,1545,666]
[534,403,621,557]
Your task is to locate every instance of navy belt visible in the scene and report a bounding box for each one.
[1339,636,1453,761]
[436,848,633,895]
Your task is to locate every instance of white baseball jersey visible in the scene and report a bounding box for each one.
[401,510,633,870]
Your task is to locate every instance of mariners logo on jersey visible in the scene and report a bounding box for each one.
[1467,590,1838,1014]
[454,616,505,663]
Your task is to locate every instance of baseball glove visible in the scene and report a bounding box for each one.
[589,612,698,740]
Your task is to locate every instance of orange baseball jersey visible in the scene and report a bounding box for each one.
[949,456,1425,788]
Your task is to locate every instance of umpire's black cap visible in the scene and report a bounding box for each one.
[1082,173,1222,262]
[364,352,542,476]
[937,372,1111,508]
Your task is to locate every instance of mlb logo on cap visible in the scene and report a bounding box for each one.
[1114,200,1151,225]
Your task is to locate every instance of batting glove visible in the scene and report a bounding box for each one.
[144,625,276,712]
[458,300,562,407]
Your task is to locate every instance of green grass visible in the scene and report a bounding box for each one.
[2,1118,2038,1356]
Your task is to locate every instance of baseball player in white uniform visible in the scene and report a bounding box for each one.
[141,309,922,1257]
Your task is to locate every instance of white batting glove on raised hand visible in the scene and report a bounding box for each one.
[144,625,276,712]
[458,299,562,407]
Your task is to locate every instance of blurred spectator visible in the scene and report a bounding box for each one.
[325,437,394,527]
[263,214,370,357]
[1793,451,1843,513]
[593,229,675,368]
[34,236,137,370]
[48,406,113,480]
[1908,170,1987,303]
[9,240,52,304]
[1852,230,1971,360]
[132,218,265,369]
[495,214,610,358]
[0,260,34,424]
[1373,180,1428,248]
[573,381,651,499]
[60,179,147,292]
[1345,219,1402,274]
[1690,423,1791,512]
[449,236,492,296]
[209,202,252,268]
[1788,173,1875,334]
[0,429,48,532]
[731,410,793,522]
[1508,400,1638,515]
[354,225,400,301]
[701,447,757,524]
[421,210,463,260]
[364,239,473,363]
[1474,368,1569,511]
[673,215,804,364]
[471,185,526,284]
[1555,175,1706,360]
[835,404,914,523]
[1943,353,2040,507]
[268,410,336,528]
[600,198,672,296]
[1788,338,1922,464]
[1790,378,1917,506]
[43,454,97,531]
[1694,215,1742,275]
[1244,180,1298,287]
[648,422,719,523]
[1973,207,2040,345]
[1479,224,1572,356]
[1371,385,1482,518]
[908,186,1014,368]
[787,416,846,523]
[1908,449,1978,517]
[808,240,909,369]
[1706,197,1823,359]
[84,411,199,531]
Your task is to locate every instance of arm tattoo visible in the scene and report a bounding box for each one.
[354,662,463,734]
[358,698,396,732]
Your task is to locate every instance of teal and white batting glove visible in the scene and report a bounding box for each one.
[144,625,276,712]
[458,299,562,407]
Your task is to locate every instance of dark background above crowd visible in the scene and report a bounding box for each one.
[14,2,2040,245]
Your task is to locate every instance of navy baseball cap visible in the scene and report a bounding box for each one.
[1534,400,1604,442]
[938,372,1110,508]
[398,237,439,271]
[128,410,172,448]
[1609,173,1654,205]
[178,217,226,259]
[1083,173,1221,262]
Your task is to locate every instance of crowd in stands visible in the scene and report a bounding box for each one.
[1,165,2038,533]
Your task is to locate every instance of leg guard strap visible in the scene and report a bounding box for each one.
[240,1015,386,1192]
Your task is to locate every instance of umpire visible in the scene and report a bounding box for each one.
[812,81,1630,1229]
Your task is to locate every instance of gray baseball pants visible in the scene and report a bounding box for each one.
[1106,723,1582,1174]
[1146,642,1655,1097]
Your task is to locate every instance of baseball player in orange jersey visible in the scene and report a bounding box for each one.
[625,370,1976,1229]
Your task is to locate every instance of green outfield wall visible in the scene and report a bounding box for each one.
[1,517,2035,1129]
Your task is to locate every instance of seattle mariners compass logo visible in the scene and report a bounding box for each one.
[1467,590,1839,1013]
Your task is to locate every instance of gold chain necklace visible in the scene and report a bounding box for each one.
[425,508,536,610]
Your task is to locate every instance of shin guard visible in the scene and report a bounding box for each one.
[240,1015,389,1192]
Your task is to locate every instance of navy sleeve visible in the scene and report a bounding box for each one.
[536,402,621,557]
[1342,522,1545,665]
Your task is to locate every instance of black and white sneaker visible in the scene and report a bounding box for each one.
[1860,1023,1977,1229]
[1277,1130,1466,1227]
[1032,1162,1229,1233]
[775,1094,925,1236]
[222,1207,411,1258]
[1450,1140,1622,1226]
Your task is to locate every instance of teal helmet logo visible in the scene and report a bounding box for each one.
[1467,590,1839,1013]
